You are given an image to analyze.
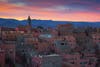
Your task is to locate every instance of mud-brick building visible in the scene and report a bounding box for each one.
[0,49,5,67]
[57,24,74,36]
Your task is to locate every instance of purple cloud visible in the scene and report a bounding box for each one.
[0,0,99,13]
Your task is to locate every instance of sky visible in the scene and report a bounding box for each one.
[0,0,100,22]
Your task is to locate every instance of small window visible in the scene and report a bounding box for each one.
[61,43,65,45]
[70,62,75,64]
[0,64,1,67]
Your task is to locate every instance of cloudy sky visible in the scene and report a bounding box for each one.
[0,0,100,22]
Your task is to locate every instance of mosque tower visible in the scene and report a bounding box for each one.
[27,16,32,33]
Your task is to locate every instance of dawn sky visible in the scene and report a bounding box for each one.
[0,0,100,22]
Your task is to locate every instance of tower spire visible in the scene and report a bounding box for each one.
[28,16,31,26]
[27,16,32,33]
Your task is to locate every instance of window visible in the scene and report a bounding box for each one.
[61,43,65,45]
[63,58,68,61]
[70,62,75,64]
[80,62,88,64]
[0,64,1,67]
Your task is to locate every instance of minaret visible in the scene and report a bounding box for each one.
[28,16,32,27]
[27,16,32,33]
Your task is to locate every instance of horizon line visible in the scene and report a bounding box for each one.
[0,17,100,23]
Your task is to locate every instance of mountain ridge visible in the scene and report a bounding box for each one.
[0,18,100,28]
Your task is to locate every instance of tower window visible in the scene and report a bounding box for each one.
[61,43,65,45]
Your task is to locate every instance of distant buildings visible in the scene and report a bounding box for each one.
[0,16,99,67]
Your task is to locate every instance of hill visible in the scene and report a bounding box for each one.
[0,18,100,28]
